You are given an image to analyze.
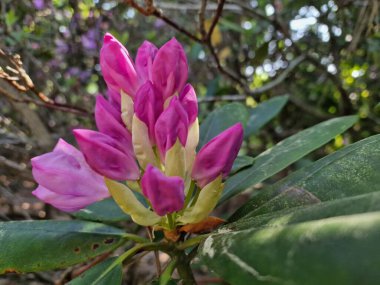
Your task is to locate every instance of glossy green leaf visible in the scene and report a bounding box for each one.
[226,191,380,231]
[245,95,289,136]
[72,198,130,223]
[0,220,125,274]
[239,187,321,218]
[231,155,254,174]
[67,257,122,285]
[230,134,380,221]
[199,212,380,285]
[220,115,358,204]
[199,103,249,149]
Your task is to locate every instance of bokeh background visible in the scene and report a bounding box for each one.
[0,0,379,284]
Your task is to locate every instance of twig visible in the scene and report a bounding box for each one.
[0,49,91,117]
[206,0,224,41]
[146,227,162,276]
[125,0,248,91]
[199,0,208,40]
[125,0,202,42]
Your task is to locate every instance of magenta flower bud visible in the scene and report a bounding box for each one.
[155,97,189,158]
[133,81,163,144]
[192,123,244,188]
[136,41,158,82]
[100,33,139,97]
[95,95,121,124]
[152,38,188,100]
[95,95,133,151]
[31,139,109,212]
[107,88,121,109]
[141,164,185,216]
[179,83,198,124]
[73,129,140,181]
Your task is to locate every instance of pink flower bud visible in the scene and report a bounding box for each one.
[133,81,163,144]
[192,123,244,188]
[152,38,188,100]
[100,33,139,97]
[31,139,109,212]
[179,83,198,124]
[107,88,121,109]
[136,40,158,82]
[155,97,189,159]
[95,95,133,151]
[141,164,185,216]
[73,129,140,181]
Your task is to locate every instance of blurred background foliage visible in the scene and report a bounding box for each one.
[0,0,379,228]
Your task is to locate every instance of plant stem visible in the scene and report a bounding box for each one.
[122,233,150,243]
[190,188,201,207]
[167,213,175,229]
[174,250,196,285]
[177,234,210,250]
[183,180,195,208]
[146,227,162,277]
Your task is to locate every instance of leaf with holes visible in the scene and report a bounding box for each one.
[0,220,125,274]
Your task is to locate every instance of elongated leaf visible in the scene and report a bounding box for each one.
[226,191,380,231]
[199,103,249,149]
[230,134,380,221]
[68,257,122,285]
[221,115,358,204]
[241,187,321,218]
[73,198,130,223]
[231,155,254,174]
[199,212,380,285]
[245,95,288,136]
[0,220,125,274]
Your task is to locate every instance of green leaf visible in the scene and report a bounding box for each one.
[230,134,380,221]
[252,42,270,67]
[5,10,18,28]
[72,198,130,223]
[245,95,289,136]
[231,155,254,174]
[220,115,358,204]
[226,191,380,231]
[238,187,321,218]
[199,212,380,285]
[67,257,122,285]
[199,103,249,149]
[219,18,245,33]
[0,220,125,273]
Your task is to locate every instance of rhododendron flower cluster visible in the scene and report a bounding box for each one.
[31,33,243,229]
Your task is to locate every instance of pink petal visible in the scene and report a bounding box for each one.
[95,95,133,151]
[33,185,108,212]
[133,81,163,144]
[141,164,185,216]
[155,97,189,158]
[73,129,140,181]
[192,123,244,188]
[136,41,158,82]
[100,33,139,97]
[152,38,188,100]
[179,83,198,124]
